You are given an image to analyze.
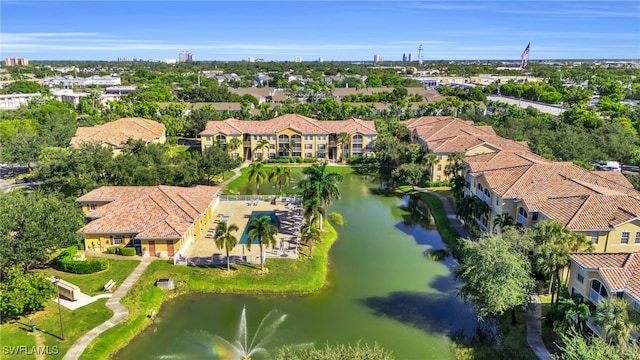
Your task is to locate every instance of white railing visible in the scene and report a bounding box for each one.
[590,288,604,304]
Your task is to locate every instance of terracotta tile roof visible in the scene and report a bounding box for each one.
[200,116,377,136]
[476,162,640,230]
[70,117,165,148]
[570,252,640,301]
[403,116,522,154]
[592,171,635,189]
[78,185,220,239]
[465,151,549,172]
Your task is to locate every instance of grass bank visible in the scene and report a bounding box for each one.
[224,164,356,195]
[80,221,339,360]
[46,259,140,296]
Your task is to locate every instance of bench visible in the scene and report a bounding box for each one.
[104,279,116,292]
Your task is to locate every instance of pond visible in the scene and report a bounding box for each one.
[115,174,478,359]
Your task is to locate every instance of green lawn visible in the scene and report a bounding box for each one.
[223,164,356,195]
[80,221,339,360]
[45,259,140,296]
[0,258,140,359]
[167,145,190,156]
[0,299,112,360]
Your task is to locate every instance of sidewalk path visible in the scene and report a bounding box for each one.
[527,294,553,360]
[418,189,474,240]
[62,258,152,360]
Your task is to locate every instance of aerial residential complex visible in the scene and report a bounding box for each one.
[199,114,377,161]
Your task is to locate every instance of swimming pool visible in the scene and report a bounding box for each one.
[239,211,280,244]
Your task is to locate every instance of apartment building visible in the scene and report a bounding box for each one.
[463,152,640,252]
[405,116,530,182]
[199,114,377,161]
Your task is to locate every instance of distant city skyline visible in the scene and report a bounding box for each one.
[1,1,639,61]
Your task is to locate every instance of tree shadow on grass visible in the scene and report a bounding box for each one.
[358,290,479,339]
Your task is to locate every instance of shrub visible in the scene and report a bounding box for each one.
[329,212,345,226]
[120,247,136,256]
[303,158,318,163]
[54,246,109,274]
[426,248,450,261]
[106,244,123,254]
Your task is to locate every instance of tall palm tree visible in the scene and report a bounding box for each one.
[424,153,440,180]
[228,137,242,159]
[302,196,326,232]
[268,166,291,194]
[247,162,268,195]
[595,297,635,347]
[534,220,594,304]
[254,139,270,160]
[246,215,277,271]
[336,132,351,161]
[214,221,239,272]
[558,298,589,333]
[299,163,343,230]
[450,174,466,202]
[444,151,465,177]
[288,139,297,158]
[301,226,322,258]
[493,213,515,232]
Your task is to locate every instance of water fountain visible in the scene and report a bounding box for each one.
[213,306,287,360]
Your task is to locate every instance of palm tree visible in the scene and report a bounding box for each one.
[268,166,291,194]
[444,151,465,177]
[595,297,635,347]
[493,213,515,233]
[534,220,594,304]
[228,137,242,159]
[299,163,343,230]
[302,196,326,232]
[450,174,466,202]
[301,226,321,258]
[246,162,268,195]
[254,139,270,160]
[336,132,351,161]
[424,153,440,180]
[214,221,239,272]
[288,139,297,158]
[246,215,278,271]
[557,298,589,333]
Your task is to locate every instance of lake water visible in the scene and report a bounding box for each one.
[115,174,478,360]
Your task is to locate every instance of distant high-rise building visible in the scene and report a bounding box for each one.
[5,57,29,66]
[408,53,413,62]
[402,54,407,62]
[248,57,255,63]
[373,54,384,63]
[295,56,302,63]
[179,51,195,63]
[318,57,323,63]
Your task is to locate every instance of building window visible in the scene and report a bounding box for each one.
[495,197,500,206]
[437,164,442,171]
[436,175,441,181]
[634,300,640,313]
[113,235,123,245]
[577,266,585,283]
[318,152,325,158]
[253,135,257,140]
[318,144,326,150]
[591,232,599,244]
[531,212,538,221]
[621,231,630,244]
[205,136,211,141]
[305,144,312,149]
[269,144,275,149]
[89,204,96,212]
[306,152,312,158]
[635,231,640,244]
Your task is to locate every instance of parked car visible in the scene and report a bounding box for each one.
[593,161,621,171]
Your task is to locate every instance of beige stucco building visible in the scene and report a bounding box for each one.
[77,185,220,258]
[199,114,377,161]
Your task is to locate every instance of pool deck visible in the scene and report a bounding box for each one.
[180,198,303,265]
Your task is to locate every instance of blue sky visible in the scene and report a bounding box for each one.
[1,1,639,61]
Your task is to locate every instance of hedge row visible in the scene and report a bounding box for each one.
[107,245,137,256]
[264,157,318,164]
[54,246,109,274]
[348,156,379,164]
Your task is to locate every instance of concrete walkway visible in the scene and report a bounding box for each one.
[527,294,553,360]
[62,258,152,360]
[422,190,474,240]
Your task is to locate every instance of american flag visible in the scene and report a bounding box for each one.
[521,43,530,60]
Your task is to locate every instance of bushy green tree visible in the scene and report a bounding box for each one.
[0,265,57,321]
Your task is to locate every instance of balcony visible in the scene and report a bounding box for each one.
[589,288,605,304]
[243,141,251,146]
[328,140,336,146]
[517,214,527,227]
